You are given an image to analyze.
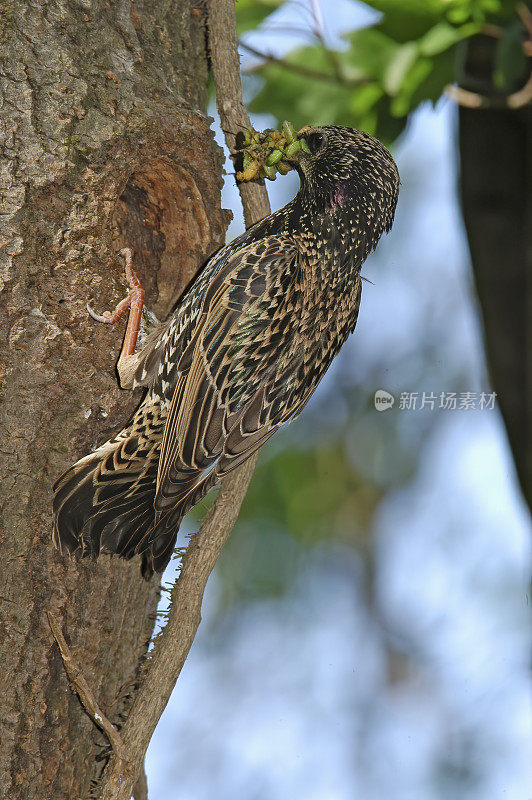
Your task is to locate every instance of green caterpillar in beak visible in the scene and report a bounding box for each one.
[236,121,312,183]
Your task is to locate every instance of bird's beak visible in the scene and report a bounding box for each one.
[285,137,310,167]
[284,151,302,167]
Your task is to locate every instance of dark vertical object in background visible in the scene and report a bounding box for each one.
[459,35,531,510]
[0,2,227,798]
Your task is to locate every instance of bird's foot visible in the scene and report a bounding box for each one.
[87,248,145,358]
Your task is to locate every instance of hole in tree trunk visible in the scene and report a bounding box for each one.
[111,160,212,318]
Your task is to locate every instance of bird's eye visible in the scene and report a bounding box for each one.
[304,131,325,155]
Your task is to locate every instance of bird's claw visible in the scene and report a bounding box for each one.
[86,248,145,358]
[87,303,114,324]
[87,248,144,327]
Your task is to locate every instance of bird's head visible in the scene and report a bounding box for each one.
[289,125,399,231]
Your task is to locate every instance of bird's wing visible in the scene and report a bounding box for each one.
[154,234,303,515]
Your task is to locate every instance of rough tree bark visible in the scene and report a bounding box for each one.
[89,1,271,795]
[0,3,228,798]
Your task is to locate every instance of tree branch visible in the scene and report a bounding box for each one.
[47,613,129,764]
[240,40,368,90]
[94,1,270,798]
[212,31,271,224]
[445,71,532,110]
[132,760,149,800]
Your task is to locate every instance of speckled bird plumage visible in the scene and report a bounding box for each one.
[53,125,399,577]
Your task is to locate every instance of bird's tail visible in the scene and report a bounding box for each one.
[52,402,165,576]
[52,399,225,578]
[137,467,220,575]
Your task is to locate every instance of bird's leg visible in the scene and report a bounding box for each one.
[87,248,145,376]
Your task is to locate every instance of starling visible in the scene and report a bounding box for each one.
[53,125,399,578]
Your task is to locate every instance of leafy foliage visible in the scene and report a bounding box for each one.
[209,434,383,606]
[212,0,530,605]
[238,0,528,143]
[235,0,285,34]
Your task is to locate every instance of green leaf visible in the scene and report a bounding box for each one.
[390,57,433,115]
[494,20,527,88]
[347,82,384,116]
[408,46,457,107]
[364,0,446,42]
[364,0,453,11]
[384,42,419,95]
[446,5,470,24]
[418,21,481,56]
[344,28,401,81]
[444,0,515,24]
[235,0,284,34]
[477,0,503,15]
[363,0,447,18]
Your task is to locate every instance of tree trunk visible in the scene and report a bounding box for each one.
[0,3,227,798]
[459,35,532,510]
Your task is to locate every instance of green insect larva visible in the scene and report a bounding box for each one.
[282,120,297,143]
[236,160,260,182]
[262,165,278,180]
[265,149,284,166]
[235,121,314,182]
[284,140,302,159]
